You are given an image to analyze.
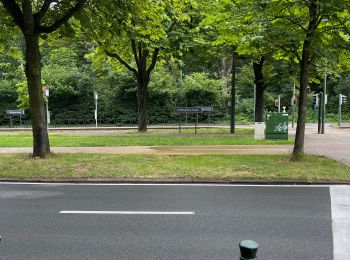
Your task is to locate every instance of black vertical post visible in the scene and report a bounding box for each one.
[318,92,323,134]
[195,113,198,134]
[230,51,237,134]
[179,116,181,134]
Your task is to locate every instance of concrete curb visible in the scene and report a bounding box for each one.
[1,178,349,185]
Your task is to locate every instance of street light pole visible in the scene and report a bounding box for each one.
[321,72,327,134]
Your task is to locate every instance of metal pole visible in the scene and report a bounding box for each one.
[44,85,50,131]
[292,83,295,128]
[45,97,49,132]
[338,94,342,127]
[230,51,236,134]
[179,117,181,134]
[278,95,281,113]
[95,97,98,128]
[321,73,326,134]
[195,113,198,134]
[253,84,256,122]
[318,92,323,134]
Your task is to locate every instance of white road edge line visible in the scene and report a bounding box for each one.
[330,186,350,260]
[59,210,195,215]
[0,182,335,187]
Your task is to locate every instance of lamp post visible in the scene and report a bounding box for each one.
[321,72,327,134]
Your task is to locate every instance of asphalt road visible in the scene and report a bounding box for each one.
[0,184,336,259]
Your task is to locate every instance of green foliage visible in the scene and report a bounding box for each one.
[1,0,350,127]
[16,81,29,110]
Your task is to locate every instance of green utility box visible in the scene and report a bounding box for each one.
[265,112,289,140]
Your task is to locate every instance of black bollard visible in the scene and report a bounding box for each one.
[239,240,259,260]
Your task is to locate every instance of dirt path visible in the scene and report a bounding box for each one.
[0,145,292,155]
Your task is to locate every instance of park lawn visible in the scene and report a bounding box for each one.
[0,153,348,182]
[0,130,292,147]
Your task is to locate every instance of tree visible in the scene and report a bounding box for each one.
[260,0,350,157]
[0,0,87,157]
[198,0,272,131]
[82,0,192,131]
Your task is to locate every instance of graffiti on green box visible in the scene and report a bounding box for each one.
[274,122,288,133]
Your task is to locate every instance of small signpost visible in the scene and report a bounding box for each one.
[44,85,50,125]
[175,106,213,134]
[6,109,24,128]
[94,91,98,127]
[339,94,347,126]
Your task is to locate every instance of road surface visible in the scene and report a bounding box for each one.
[1,183,349,259]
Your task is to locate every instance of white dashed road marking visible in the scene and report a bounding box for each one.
[59,210,195,215]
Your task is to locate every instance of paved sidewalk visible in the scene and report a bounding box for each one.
[293,125,350,166]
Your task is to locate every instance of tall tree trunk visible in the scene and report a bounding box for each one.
[136,71,149,132]
[1,0,87,158]
[253,56,265,122]
[293,48,309,156]
[293,0,318,157]
[24,34,50,157]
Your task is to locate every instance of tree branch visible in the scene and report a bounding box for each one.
[146,48,160,75]
[131,39,140,68]
[138,42,142,66]
[274,15,307,32]
[104,50,137,75]
[0,0,24,29]
[38,0,87,33]
[34,0,56,23]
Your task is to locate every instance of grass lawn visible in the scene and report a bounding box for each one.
[0,153,348,182]
[0,129,292,147]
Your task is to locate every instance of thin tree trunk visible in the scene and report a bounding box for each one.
[255,87,265,122]
[136,72,149,132]
[293,51,309,156]
[253,57,265,122]
[24,34,50,158]
[293,0,319,157]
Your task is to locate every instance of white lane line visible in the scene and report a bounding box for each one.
[330,186,350,260]
[0,182,333,187]
[59,210,195,215]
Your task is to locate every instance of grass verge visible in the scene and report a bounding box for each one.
[0,130,292,147]
[0,153,348,182]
